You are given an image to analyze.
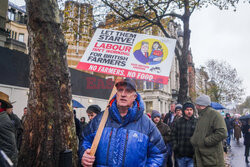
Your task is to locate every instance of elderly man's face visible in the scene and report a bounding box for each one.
[116,85,137,108]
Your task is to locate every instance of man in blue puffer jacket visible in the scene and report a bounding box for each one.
[79,78,167,167]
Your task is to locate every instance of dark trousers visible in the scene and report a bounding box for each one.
[245,145,250,157]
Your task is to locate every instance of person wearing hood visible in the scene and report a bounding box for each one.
[172,102,197,167]
[151,110,171,166]
[190,94,227,167]
[86,105,101,121]
[79,78,167,167]
[224,113,233,147]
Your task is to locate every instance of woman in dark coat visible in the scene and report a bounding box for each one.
[242,118,250,163]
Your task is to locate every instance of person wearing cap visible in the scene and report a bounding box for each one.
[6,106,23,151]
[0,91,18,166]
[172,102,197,167]
[86,105,101,121]
[190,94,227,167]
[79,78,166,167]
[171,104,183,128]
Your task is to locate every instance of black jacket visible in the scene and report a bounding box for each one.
[0,111,18,165]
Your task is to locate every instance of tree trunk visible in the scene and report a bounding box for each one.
[18,0,78,166]
[177,1,191,104]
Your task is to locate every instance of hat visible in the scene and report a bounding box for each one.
[151,110,161,120]
[182,102,195,112]
[175,104,182,112]
[195,94,211,106]
[115,78,136,91]
[87,105,101,114]
[0,91,13,108]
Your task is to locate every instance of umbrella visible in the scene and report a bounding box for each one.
[211,102,226,110]
[72,99,85,108]
[239,114,250,120]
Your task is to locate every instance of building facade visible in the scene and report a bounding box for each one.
[62,1,94,68]
[5,1,28,53]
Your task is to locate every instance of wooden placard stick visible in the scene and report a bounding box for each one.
[90,76,122,156]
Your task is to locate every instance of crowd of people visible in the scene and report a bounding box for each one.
[77,79,249,167]
[224,112,250,163]
[1,77,250,166]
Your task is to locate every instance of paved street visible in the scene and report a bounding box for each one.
[229,135,249,167]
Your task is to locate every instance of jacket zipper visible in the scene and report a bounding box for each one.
[106,127,113,165]
[122,130,129,167]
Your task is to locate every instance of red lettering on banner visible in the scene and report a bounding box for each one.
[94,42,132,52]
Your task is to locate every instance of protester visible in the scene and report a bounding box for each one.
[242,118,250,163]
[86,105,101,121]
[191,94,227,167]
[151,110,171,165]
[224,113,233,147]
[73,110,82,141]
[171,104,183,128]
[80,117,87,131]
[172,102,197,167]
[79,78,166,166]
[6,106,23,151]
[163,101,176,126]
[163,102,182,167]
[233,117,242,142]
[0,91,18,166]
[171,103,183,167]
[21,107,27,123]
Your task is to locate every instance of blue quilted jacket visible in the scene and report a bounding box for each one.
[79,93,167,166]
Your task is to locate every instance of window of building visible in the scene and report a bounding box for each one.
[145,101,153,113]
[14,32,17,40]
[18,33,24,42]
[8,10,15,21]
[154,83,163,90]
[83,26,88,34]
[144,81,153,90]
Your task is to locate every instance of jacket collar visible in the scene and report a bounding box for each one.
[198,106,210,116]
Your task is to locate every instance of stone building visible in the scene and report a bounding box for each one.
[0,0,8,47]
[5,1,28,53]
[62,1,94,68]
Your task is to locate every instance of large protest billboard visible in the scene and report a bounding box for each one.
[77,29,176,84]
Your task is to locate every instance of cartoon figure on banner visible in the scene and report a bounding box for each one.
[133,41,149,64]
[148,41,163,65]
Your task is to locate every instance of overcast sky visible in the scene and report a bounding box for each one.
[10,0,250,101]
[190,2,250,100]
